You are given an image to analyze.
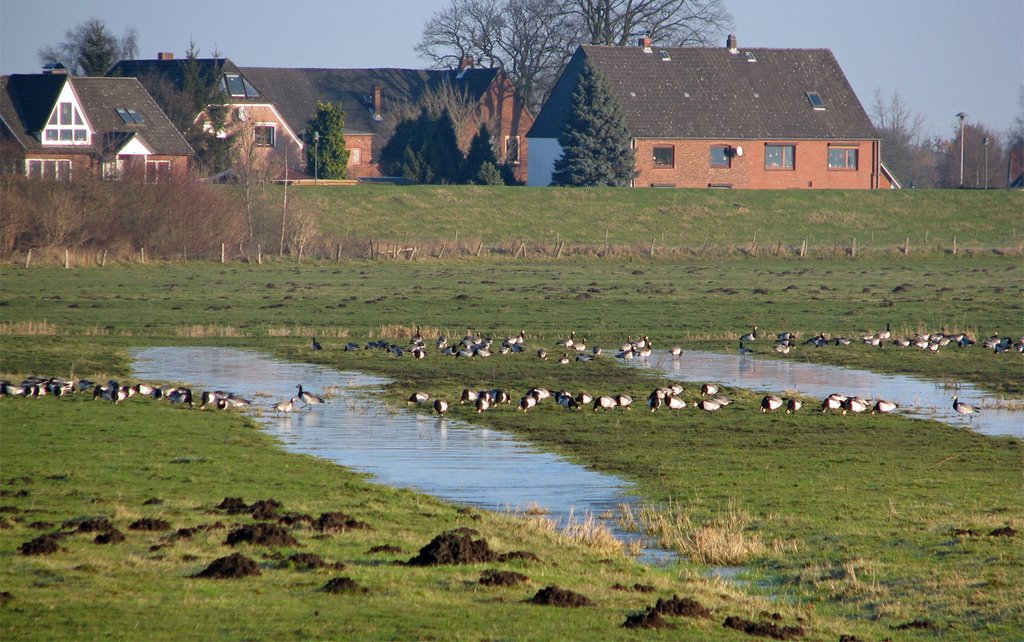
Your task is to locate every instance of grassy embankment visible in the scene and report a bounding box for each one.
[2,254,1022,639]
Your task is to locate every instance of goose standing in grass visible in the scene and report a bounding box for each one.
[872,400,899,414]
[761,395,784,413]
[460,388,479,405]
[701,383,719,397]
[613,394,633,409]
[432,399,449,415]
[593,396,616,411]
[311,336,322,351]
[841,396,869,415]
[296,384,324,406]
[665,396,687,410]
[647,390,663,412]
[558,353,570,365]
[475,395,491,414]
[785,398,802,414]
[821,393,846,413]
[556,331,576,350]
[952,396,980,420]
[694,398,722,412]
[536,348,548,361]
[519,395,537,412]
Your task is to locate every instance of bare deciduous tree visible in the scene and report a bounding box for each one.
[871,89,939,188]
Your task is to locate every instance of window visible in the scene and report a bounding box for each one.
[145,160,171,184]
[26,159,71,180]
[224,74,246,97]
[653,145,674,167]
[254,125,275,147]
[350,148,361,165]
[806,92,825,110]
[828,146,858,170]
[710,146,731,168]
[765,144,795,170]
[60,102,72,125]
[505,136,520,165]
[43,101,89,145]
[117,107,145,124]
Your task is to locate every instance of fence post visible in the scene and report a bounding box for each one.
[336,243,342,263]
[475,241,483,257]
[221,243,226,264]
[65,248,70,269]
[903,237,909,256]
[851,237,857,258]
[437,242,447,259]
[101,249,107,267]
[257,244,262,265]
[952,236,957,255]
[555,241,564,259]
[298,242,304,264]
[24,248,32,268]
[140,247,145,264]
[750,230,758,256]
[649,237,656,257]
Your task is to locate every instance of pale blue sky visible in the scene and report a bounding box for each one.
[2,0,1021,138]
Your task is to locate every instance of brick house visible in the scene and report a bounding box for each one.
[113,54,534,182]
[528,35,894,189]
[0,70,192,181]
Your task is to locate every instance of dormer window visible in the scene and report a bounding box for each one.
[223,73,261,98]
[42,101,89,145]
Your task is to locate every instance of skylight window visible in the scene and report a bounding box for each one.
[116,108,144,124]
[224,73,246,97]
[659,50,671,61]
[806,92,825,110]
[745,51,757,62]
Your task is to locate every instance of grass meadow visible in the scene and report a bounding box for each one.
[1,187,1022,639]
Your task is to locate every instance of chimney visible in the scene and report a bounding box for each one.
[458,56,474,72]
[42,62,67,75]
[638,36,653,51]
[372,84,382,119]
[157,52,174,61]
[726,34,738,53]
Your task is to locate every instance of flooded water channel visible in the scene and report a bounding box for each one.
[636,350,1023,439]
[130,347,667,561]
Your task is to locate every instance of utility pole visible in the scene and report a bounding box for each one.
[956,112,967,188]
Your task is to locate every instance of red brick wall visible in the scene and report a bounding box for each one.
[469,71,535,184]
[634,139,880,189]
[344,133,378,178]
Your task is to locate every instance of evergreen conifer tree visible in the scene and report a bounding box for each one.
[306,101,350,179]
[551,59,636,187]
[462,123,501,184]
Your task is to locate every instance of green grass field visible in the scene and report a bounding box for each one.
[2,188,1023,639]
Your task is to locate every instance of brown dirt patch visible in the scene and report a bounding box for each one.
[278,512,315,528]
[407,531,496,566]
[64,517,113,533]
[0,591,12,605]
[171,522,225,540]
[496,550,540,563]
[623,608,673,629]
[892,619,939,631]
[216,497,250,513]
[142,498,163,505]
[479,569,529,586]
[839,636,866,642]
[18,534,60,555]
[225,523,298,547]
[321,576,368,594]
[526,585,594,607]
[28,521,54,530]
[612,582,656,593]
[953,528,980,536]
[989,526,1017,537]
[654,595,712,619]
[94,529,126,544]
[723,615,804,639]
[193,553,261,579]
[250,499,282,520]
[315,512,372,532]
[129,518,171,531]
[367,544,405,555]
[0,518,12,529]
[281,552,346,571]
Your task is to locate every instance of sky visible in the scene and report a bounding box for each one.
[1,0,1021,139]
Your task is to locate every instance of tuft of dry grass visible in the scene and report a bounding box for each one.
[0,320,58,335]
[375,324,442,340]
[174,324,240,338]
[265,326,350,338]
[559,508,625,557]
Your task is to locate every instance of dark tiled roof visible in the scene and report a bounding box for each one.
[109,57,256,96]
[529,44,877,140]
[237,66,500,136]
[0,74,193,156]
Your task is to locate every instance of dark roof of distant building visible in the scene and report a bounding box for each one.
[529,43,877,140]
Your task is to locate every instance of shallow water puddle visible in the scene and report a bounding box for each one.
[130,347,666,561]
[635,350,1023,438]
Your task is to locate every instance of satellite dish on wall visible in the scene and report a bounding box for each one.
[735,146,743,157]
[237,106,248,122]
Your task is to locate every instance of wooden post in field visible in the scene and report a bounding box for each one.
[64,249,70,269]
[775,240,782,256]
[750,230,758,256]
[437,242,447,259]
[140,247,145,264]
[903,237,909,255]
[454,229,459,244]
[298,242,304,264]
[221,243,226,264]
[799,239,807,258]
[25,249,32,268]
[952,237,957,255]
[555,240,564,259]
[101,249,107,267]
[336,243,342,263]
[514,241,525,259]
[851,237,857,258]
[475,241,483,257]
[650,237,656,257]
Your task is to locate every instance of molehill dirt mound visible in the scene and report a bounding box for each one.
[527,585,594,608]
[250,499,282,520]
[0,518,12,529]
[278,512,315,528]
[28,521,54,530]
[64,517,113,533]
[129,518,171,531]
[281,553,346,571]
[321,576,368,594]
[496,550,541,563]
[18,534,60,555]
[723,615,804,640]
[612,583,656,593]
[989,526,1017,537]
[142,497,163,505]
[447,527,480,537]
[623,608,673,629]
[407,531,497,566]
[315,512,372,532]
[171,522,225,540]
[225,523,298,547]
[94,529,126,544]
[0,591,13,605]
[839,636,866,642]
[479,569,529,587]
[892,618,939,631]
[216,497,250,514]
[193,553,261,579]
[367,544,405,555]
[654,595,712,619]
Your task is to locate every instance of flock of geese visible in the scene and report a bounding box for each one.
[736,324,1024,356]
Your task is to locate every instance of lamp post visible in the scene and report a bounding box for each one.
[983,136,989,189]
[311,131,319,186]
[956,112,966,188]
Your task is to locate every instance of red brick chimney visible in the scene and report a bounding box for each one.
[157,52,174,61]
[638,36,653,50]
[726,34,738,53]
[372,84,382,119]
[458,56,474,71]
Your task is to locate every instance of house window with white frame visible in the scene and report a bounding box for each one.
[254,124,275,147]
[505,135,520,165]
[145,160,171,184]
[26,159,72,180]
[43,101,89,145]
